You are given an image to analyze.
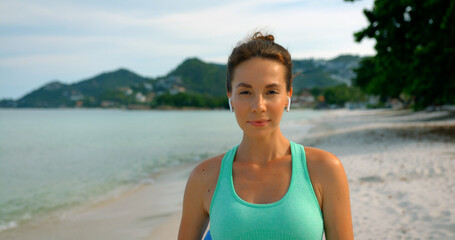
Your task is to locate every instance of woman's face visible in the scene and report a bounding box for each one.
[229,57,292,138]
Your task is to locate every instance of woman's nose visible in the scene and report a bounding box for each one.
[251,95,266,112]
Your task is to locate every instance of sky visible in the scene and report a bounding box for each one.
[0,0,375,100]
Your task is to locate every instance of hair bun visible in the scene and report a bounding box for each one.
[252,32,275,42]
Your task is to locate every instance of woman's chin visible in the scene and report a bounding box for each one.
[242,127,279,139]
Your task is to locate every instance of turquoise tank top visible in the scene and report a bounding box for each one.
[209,141,324,239]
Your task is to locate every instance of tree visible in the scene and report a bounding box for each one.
[347,0,455,109]
[322,84,366,106]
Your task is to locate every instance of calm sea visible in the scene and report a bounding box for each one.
[0,109,322,231]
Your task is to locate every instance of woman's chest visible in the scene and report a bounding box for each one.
[232,160,292,204]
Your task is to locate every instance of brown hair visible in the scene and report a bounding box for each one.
[226,32,293,93]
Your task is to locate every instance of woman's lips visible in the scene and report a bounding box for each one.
[248,120,270,127]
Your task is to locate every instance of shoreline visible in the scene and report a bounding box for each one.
[1,109,454,239]
[0,160,200,240]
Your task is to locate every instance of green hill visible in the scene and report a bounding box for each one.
[16,81,72,108]
[16,68,150,107]
[167,58,226,96]
[293,55,362,89]
[74,68,150,97]
[156,55,361,96]
[2,55,362,108]
[152,58,226,97]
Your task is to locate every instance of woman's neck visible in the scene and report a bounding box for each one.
[236,129,290,164]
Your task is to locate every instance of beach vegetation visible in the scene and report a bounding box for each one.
[307,84,367,109]
[151,92,228,109]
[347,0,455,110]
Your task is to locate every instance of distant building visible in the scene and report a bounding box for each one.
[292,90,315,108]
[70,94,84,101]
[169,86,186,95]
[144,83,153,91]
[124,88,133,96]
[135,92,146,102]
[101,101,115,108]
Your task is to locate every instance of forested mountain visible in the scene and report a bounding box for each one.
[0,55,362,108]
[165,58,226,96]
[293,55,361,89]
[12,69,151,108]
[149,55,362,97]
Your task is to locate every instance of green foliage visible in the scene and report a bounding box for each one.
[74,69,150,97]
[152,92,228,109]
[349,0,455,109]
[167,58,227,97]
[16,82,75,108]
[0,99,17,108]
[317,84,366,106]
[293,70,339,89]
[14,69,150,108]
[99,89,136,105]
[292,58,358,89]
[170,57,361,97]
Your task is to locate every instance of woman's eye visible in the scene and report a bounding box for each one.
[239,91,250,95]
[267,90,278,95]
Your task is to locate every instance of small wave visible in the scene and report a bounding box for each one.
[138,178,155,185]
[0,221,18,232]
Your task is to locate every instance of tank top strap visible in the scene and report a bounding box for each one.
[290,141,305,184]
[209,145,238,215]
[291,141,321,216]
[221,144,238,180]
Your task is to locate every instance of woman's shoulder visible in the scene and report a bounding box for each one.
[303,146,343,170]
[190,154,225,180]
[302,147,353,238]
[185,153,226,212]
[303,147,347,197]
[186,153,226,192]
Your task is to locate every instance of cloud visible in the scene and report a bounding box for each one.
[0,0,375,99]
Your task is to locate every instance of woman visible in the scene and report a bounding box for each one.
[178,32,353,240]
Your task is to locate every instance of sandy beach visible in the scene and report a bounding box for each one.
[302,109,455,239]
[1,109,454,239]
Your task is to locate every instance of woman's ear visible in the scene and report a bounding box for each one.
[227,92,233,112]
[286,87,293,112]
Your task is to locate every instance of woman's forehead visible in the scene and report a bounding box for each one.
[232,58,287,88]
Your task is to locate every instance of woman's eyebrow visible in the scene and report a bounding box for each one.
[265,83,280,88]
[235,83,281,88]
[235,83,252,88]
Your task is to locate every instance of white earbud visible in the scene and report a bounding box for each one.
[286,96,291,112]
[229,98,233,112]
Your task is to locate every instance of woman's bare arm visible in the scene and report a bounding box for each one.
[178,155,223,240]
[321,153,353,239]
[178,163,210,240]
[306,147,353,240]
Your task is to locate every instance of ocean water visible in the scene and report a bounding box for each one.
[0,109,321,231]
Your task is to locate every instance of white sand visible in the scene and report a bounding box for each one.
[301,109,455,239]
[1,109,454,239]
